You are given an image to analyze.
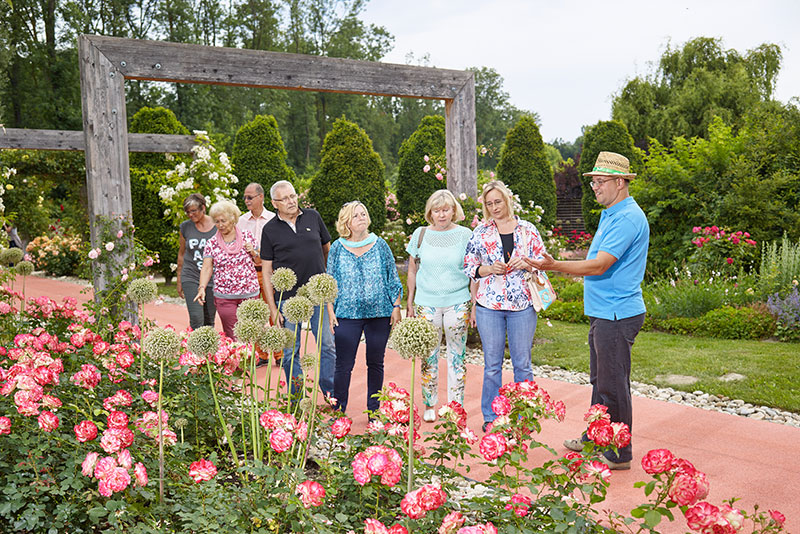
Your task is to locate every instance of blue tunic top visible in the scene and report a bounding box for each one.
[327,237,403,319]
[584,196,650,320]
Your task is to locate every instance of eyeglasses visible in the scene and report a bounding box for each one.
[243,194,262,201]
[484,199,505,208]
[273,193,297,203]
[589,177,620,189]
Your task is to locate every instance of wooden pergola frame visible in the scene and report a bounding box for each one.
[3,35,477,294]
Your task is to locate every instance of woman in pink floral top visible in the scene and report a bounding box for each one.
[195,200,260,339]
[463,181,547,431]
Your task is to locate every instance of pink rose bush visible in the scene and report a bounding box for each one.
[0,283,788,534]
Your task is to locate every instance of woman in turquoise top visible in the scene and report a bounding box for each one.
[406,190,473,423]
[327,201,402,415]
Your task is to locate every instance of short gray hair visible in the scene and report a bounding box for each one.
[270,180,294,200]
[208,200,241,222]
[246,182,264,196]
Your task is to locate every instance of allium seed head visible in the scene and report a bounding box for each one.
[187,326,220,357]
[127,278,158,305]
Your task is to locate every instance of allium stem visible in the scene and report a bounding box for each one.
[286,322,300,410]
[157,357,165,504]
[301,305,325,471]
[205,357,239,468]
[407,355,417,494]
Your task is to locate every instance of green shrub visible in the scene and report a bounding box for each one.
[24,228,84,277]
[380,219,409,262]
[696,305,776,340]
[396,115,446,230]
[651,316,701,336]
[540,300,588,323]
[577,120,641,233]
[129,106,190,170]
[548,276,584,302]
[757,234,800,298]
[130,168,178,281]
[231,114,296,211]
[496,115,557,228]
[308,118,386,239]
[645,275,759,320]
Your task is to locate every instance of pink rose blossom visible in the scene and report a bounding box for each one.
[70,364,102,389]
[117,448,133,469]
[100,429,123,454]
[491,395,512,416]
[142,390,159,407]
[88,249,99,260]
[331,416,352,438]
[105,466,131,493]
[269,428,293,453]
[134,462,148,487]
[94,456,118,480]
[38,410,59,432]
[144,256,154,267]
[295,420,308,442]
[107,410,129,429]
[296,480,325,508]
[364,519,390,534]
[583,460,612,483]
[74,420,99,442]
[436,172,443,181]
[439,511,466,534]
[684,501,720,531]
[610,421,631,448]
[81,452,99,476]
[668,469,709,506]
[105,242,114,252]
[641,448,675,474]
[505,493,532,517]
[584,403,610,423]
[116,230,124,238]
[769,510,786,528]
[387,525,408,534]
[0,416,10,435]
[479,433,507,461]
[423,164,431,173]
[400,489,426,519]
[188,458,217,482]
[586,419,613,447]
[417,483,447,511]
[351,445,403,487]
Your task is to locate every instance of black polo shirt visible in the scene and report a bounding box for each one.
[260,208,331,298]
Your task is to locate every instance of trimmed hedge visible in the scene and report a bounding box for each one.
[231,115,295,211]
[129,106,190,170]
[539,301,588,324]
[496,115,557,228]
[577,120,640,233]
[308,117,386,239]
[396,115,446,230]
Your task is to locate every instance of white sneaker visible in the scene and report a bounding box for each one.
[423,408,435,422]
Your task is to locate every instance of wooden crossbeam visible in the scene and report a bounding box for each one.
[0,128,196,152]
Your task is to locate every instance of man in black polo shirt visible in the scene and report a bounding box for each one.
[261,180,336,398]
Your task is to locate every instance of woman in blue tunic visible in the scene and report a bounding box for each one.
[327,201,402,415]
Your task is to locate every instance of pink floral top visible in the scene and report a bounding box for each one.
[203,229,260,298]
[463,217,546,311]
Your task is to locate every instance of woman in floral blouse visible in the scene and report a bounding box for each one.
[327,201,402,416]
[463,181,547,431]
[195,200,260,339]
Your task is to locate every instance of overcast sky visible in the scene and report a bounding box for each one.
[361,0,800,143]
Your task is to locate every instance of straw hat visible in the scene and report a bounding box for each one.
[583,151,636,178]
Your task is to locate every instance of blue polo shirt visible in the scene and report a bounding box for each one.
[584,196,649,320]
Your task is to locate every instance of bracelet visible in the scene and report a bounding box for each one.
[393,304,401,309]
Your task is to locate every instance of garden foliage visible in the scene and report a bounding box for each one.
[231,114,296,211]
[495,115,557,228]
[577,120,641,233]
[396,115,446,230]
[308,117,387,239]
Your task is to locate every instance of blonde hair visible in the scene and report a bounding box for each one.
[335,201,371,239]
[480,180,515,221]
[208,200,241,222]
[424,190,465,225]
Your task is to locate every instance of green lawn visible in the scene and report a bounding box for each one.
[533,320,800,413]
[156,281,180,299]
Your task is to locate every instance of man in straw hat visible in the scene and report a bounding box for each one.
[526,151,649,469]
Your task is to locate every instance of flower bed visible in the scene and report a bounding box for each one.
[0,274,787,533]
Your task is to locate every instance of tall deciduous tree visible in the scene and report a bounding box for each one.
[612,37,783,147]
[495,115,557,228]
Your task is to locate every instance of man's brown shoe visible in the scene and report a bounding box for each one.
[603,458,631,470]
[563,438,584,452]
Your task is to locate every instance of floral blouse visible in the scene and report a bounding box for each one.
[203,229,260,298]
[327,238,403,319]
[463,217,546,311]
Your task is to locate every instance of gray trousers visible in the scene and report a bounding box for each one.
[182,280,216,330]
[588,313,645,463]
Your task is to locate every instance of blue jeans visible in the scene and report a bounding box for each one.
[333,317,391,414]
[281,301,336,398]
[587,313,645,463]
[476,305,536,422]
